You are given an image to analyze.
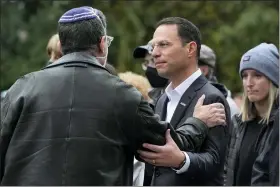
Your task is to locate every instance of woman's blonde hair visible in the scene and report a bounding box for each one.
[118,71,152,101]
[240,80,278,124]
[46,34,62,60]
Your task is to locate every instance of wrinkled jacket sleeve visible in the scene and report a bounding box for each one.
[133,158,145,186]
[182,95,229,184]
[251,141,270,186]
[251,111,279,186]
[114,81,208,157]
[0,79,25,182]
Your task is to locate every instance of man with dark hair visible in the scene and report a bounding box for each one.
[0,9,226,186]
[138,17,230,185]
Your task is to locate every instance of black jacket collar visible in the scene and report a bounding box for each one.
[42,52,108,73]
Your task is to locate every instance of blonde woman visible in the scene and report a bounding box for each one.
[46,34,62,65]
[224,43,279,186]
[118,71,152,102]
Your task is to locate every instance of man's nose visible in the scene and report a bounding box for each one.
[151,46,160,58]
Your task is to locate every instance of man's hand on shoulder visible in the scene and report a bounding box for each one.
[137,129,185,168]
[193,94,226,128]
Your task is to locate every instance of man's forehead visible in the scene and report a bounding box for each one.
[151,25,179,44]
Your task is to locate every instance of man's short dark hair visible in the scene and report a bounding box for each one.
[156,17,201,57]
[58,11,107,55]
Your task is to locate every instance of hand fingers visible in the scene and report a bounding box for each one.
[140,156,157,166]
[209,116,226,126]
[217,112,226,119]
[143,143,164,153]
[211,108,225,115]
[139,156,165,167]
[209,103,224,110]
[207,112,226,127]
[138,150,160,159]
[216,119,226,126]
[212,113,226,121]
[195,94,205,107]
[215,113,226,122]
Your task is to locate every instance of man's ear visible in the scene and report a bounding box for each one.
[186,41,197,58]
[99,36,106,53]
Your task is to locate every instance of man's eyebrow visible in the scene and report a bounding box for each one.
[151,40,170,45]
[157,39,169,42]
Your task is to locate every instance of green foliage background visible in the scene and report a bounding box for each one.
[1,0,279,94]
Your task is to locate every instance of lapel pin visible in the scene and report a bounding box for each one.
[180,102,186,106]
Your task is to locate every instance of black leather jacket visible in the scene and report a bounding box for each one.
[0,52,209,186]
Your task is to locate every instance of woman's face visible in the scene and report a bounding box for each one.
[242,69,270,103]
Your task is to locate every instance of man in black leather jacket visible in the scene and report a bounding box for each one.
[0,7,226,186]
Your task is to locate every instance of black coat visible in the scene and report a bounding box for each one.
[0,52,209,186]
[151,75,230,186]
[251,110,279,186]
[224,105,278,186]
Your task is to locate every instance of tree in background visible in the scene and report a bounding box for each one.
[1,0,278,94]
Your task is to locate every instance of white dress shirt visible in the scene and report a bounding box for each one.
[165,69,202,174]
[133,158,145,186]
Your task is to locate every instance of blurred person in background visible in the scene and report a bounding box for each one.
[118,71,152,102]
[46,33,62,66]
[224,43,279,186]
[233,92,243,110]
[198,44,240,117]
[0,6,227,186]
[118,71,153,186]
[133,41,169,106]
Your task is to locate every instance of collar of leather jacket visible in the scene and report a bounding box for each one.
[42,52,109,73]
